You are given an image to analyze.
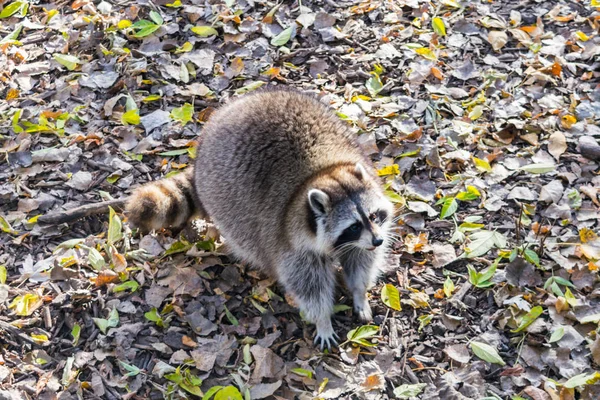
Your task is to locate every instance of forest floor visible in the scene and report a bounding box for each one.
[1,0,600,399]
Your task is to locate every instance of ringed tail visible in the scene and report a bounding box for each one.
[125,168,198,232]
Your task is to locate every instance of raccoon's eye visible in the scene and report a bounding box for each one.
[376,210,389,224]
[349,222,361,232]
[369,213,379,223]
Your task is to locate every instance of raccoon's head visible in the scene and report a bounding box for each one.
[306,163,394,254]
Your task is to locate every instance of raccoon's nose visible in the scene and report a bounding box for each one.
[372,237,384,247]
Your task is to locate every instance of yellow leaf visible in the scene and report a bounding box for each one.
[560,114,576,129]
[473,157,492,173]
[31,333,49,343]
[381,284,402,311]
[575,31,590,41]
[121,109,140,125]
[118,19,132,29]
[414,47,437,61]
[377,164,399,176]
[191,26,218,37]
[468,105,483,120]
[432,17,446,36]
[579,228,598,244]
[9,293,42,316]
[6,88,19,101]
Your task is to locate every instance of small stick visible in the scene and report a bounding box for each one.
[37,199,127,225]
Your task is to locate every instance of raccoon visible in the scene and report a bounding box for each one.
[126,88,395,349]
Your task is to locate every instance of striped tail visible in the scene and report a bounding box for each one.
[125,168,198,232]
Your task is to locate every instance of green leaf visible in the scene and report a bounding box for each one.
[523,248,540,267]
[418,314,433,332]
[381,284,401,311]
[333,304,352,313]
[467,265,480,286]
[346,325,379,347]
[0,265,6,284]
[202,386,224,400]
[564,371,600,389]
[107,308,119,328]
[271,25,294,47]
[464,230,507,258]
[88,248,106,271]
[432,17,446,36]
[473,157,492,172]
[121,109,140,125]
[393,383,427,399]
[366,73,384,97]
[479,258,499,283]
[119,360,141,377]
[548,327,565,343]
[191,26,218,37]
[439,197,458,219]
[0,1,24,19]
[579,313,600,324]
[443,276,454,297]
[159,149,189,157]
[456,186,481,202]
[235,81,266,95]
[458,222,484,232]
[470,341,506,365]
[113,280,139,293]
[224,305,239,326]
[519,163,555,174]
[53,54,80,71]
[512,306,543,333]
[71,323,81,346]
[149,10,163,25]
[552,276,575,288]
[133,21,161,38]
[93,318,109,334]
[108,206,123,244]
[291,368,313,379]
[214,386,243,400]
[170,103,194,126]
[0,23,23,44]
[0,215,18,235]
[243,344,252,364]
[144,308,162,323]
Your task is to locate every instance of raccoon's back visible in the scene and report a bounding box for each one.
[194,89,367,262]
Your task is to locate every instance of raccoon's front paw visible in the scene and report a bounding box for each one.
[314,319,339,351]
[314,330,339,352]
[355,303,373,323]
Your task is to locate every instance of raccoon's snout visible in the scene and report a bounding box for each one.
[372,237,384,247]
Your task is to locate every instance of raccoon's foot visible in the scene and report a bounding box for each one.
[354,301,373,323]
[314,318,339,351]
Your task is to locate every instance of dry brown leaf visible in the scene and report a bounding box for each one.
[523,386,551,400]
[548,132,567,160]
[488,30,508,51]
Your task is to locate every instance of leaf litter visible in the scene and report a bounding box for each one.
[1,0,600,399]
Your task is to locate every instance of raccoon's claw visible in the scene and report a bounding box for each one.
[314,332,339,351]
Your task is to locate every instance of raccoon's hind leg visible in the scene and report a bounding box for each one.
[277,252,339,350]
[341,247,386,322]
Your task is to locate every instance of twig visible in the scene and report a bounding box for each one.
[37,199,127,225]
[0,320,43,347]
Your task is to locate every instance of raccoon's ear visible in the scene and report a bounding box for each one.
[308,189,330,216]
[354,163,367,179]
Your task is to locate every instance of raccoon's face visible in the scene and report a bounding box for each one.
[307,163,394,254]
